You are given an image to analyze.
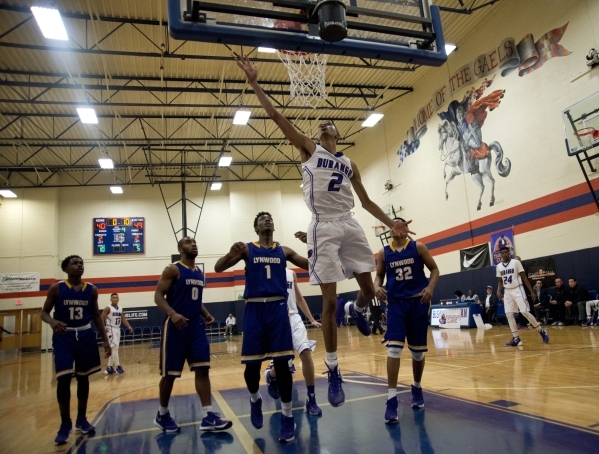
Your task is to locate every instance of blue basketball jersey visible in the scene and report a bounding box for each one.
[53,281,95,327]
[243,242,287,299]
[384,240,429,299]
[166,262,205,318]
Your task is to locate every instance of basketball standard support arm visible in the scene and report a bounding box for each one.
[167,1,447,66]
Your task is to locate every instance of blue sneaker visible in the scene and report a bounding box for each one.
[153,411,180,433]
[75,416,96,434]
[305,394,322,416]
[348,303,371,336]
[326,363,345,407]
[116,365,125,374]
[250,397,263,429]
[105,366,116,375]
[265,369,280,400]
[200,412,233,431]
[505,336,522,347]
[279,414,296,443]
[539,329,550,344]
[54,420,72,445]
[289,363,296,374]
[583,319,592,327]
[385,396,398,423]
[411,385,424,409]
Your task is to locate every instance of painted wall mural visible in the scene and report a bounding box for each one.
[396,23,571,171]
[438,77,511,210]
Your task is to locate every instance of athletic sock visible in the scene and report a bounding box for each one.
[202,406,212,418]
[511,332,519,338]
[413,381,421,388]
[307,385,315,396]
[281,401,293,417]
[388,388,397,400]
[159,406,169,415]
[250,392,261,403]
[325,352,338,368]
[354,305,364,313]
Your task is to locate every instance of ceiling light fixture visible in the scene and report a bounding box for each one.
[211,182,222,190]
[110,186,123,194]
[233,110,251,125]
[30,6,68,41]
[0,190,17,198]
[258,47,276,53]
[218,151,233,167]
[98,158,114,169]
[445,43,457,56]
[362,113,384,127]
[77,107,98,124]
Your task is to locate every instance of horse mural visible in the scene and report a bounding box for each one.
[438,81,511,211]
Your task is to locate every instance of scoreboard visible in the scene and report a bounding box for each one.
[93,217,145,255]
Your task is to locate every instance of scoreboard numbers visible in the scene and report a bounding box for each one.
[93,217,145,255]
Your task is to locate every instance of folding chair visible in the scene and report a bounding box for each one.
[151,326,162,341]
[142,326,152,343]
[133,327,143,343]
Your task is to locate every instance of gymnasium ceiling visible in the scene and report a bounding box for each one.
[0,0,502,190]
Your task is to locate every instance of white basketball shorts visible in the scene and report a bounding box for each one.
[503,286,530,314]
[107,327,121,348]
[306,215,375,285]
[290,313,314,354]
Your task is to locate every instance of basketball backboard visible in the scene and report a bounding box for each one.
[168,0,447,65]
[563,90,599,155]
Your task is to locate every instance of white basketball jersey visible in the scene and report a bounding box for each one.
[496,259,524,289]
[286,269,298,315]
[105,305,122,328]
[302,145,355,216]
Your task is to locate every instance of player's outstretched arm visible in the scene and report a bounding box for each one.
[292,271,321,327]
[374,248,387,302]
[417,242,439,303]
[349,160,415,237]
[235,55,315,161]
[283,246,309,270]
[154,264,188,328]
[41,283,67,333]
[91,286,111,358]
[214,242,248,272]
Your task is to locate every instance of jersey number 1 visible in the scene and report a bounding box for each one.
[265,265,271,279]
[69,307,83,320]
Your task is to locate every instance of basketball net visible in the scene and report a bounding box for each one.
[276,50,328,108]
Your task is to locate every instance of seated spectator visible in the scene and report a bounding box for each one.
[482,285,497,324]
[454,290,465,302]
[582,299,599,326]
[532,280,549,323]
[549,277,567,326]
[224,313,236,336]
[464,289,479,303]
[565,277,590,325]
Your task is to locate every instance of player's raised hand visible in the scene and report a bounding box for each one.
[375,286,387,302]
[294,231,308,244]
[235,55,258,83]
[229,242,246,256]
[391,219,415,237]
[171,312,189,329]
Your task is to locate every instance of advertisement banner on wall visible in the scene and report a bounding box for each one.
[431,307,470,327]
[437,309,462,329]
[124,310,148,320]
[0,272,40,293]
[490,228,515,267]
[460,243,491,271]
[522,256,557,288]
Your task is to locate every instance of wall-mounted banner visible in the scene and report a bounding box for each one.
[490,228,515,267]
[124,310,148,320]
[0,272,40,293]
[397,23,571,168]
[460,243,491,272]
[522,256,557,288]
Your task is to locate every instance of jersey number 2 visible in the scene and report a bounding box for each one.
[328,173,343,192]
[69,307,83,320]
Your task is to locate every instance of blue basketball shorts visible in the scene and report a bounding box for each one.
[53,328,101,379]
[384,297,430,352]
[241,300,294,364]
[160,316,210,378]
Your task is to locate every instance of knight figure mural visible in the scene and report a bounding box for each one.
[438,78,511,210]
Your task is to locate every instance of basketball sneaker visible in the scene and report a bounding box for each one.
[54,420,72,445]
[153,411,180,433]
[116,365,125,374]
[305,394,322,416]
[250,397,263,429]
[326,363,345,407]
[105,366,116,375]
[279,414,296,443]
[539,329,549,344]
[348,303,372,336]
[505,336,522,347]
[289,363,296,374]
[75,416,96,434]
[411,385,424,409]
[385,396,399,423]
[265,368,280,400]
[583,319,593,327]
[200,412,233,431]
[595,319,599,326]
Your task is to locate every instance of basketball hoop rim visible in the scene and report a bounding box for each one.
[277,49,311,57]
[575,127,597,137]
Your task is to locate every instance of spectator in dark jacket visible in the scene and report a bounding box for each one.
[566,278,591,325]
[532,280,549,322]
[549,278,568,326]
[481,285,497,324]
